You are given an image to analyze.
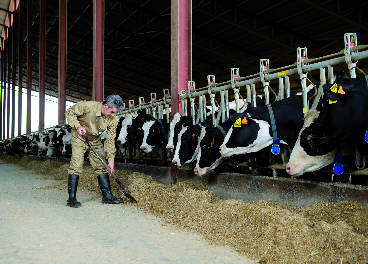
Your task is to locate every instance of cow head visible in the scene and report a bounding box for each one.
[286,110,337,176]
[194,126,225,176]
[299,75,367,157]
[172,124,201,167]
[219,116,270,157]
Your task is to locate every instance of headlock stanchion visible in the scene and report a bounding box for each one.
[3,33,368,183]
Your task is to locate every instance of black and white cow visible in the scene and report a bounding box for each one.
[219,85,316,159]
[171,117,213,167]
[166,100,250,154]
[166,113,193,153]
[140,116,169,153]
[194,111,242,175]
[299,74,368,157]
[286,110,355,176]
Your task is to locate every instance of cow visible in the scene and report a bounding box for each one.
[123,111,153,156]
[62,127,72,155]
[298,73,368,157]
[219,85,316,160]
[171,117,213,167]
[115,115,129,154]
[166,113,193,153]
[140,117,169,153]
[286,109,355,177]
[194,111,242,176]
[36,131,50,156]
[166,99,250,154]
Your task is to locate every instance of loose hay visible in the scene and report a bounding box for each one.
[2,154,368,263]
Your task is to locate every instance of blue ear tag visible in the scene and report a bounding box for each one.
[365,131,368,143]
[333,154,344,175]
[271,137,280,155]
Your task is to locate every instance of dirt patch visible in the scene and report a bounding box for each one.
[3,154,368,263]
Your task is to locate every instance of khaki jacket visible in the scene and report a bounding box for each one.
[65,101,118,163]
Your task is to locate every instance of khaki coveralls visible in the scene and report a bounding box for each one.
[65,101,118,176]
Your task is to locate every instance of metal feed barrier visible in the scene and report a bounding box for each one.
[3,33,368,182]
[117,33,368,179]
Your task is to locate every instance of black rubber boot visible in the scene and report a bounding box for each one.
[97,174,124,204]
[67,174,81,208]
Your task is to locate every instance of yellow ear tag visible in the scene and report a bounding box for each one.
[338,86,345,94]
[303,108,306,113]
[241,117,248,124]
[329,99,337,104]
[234,118,242,127]
[330,83,338,93]
[210,138,215,148]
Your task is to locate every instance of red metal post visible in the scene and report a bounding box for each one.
[39,0,46,131]
[12,11,17,138]
[0,49,2,139]
[18,0,24,136]
[58,0,67,125]
[26,0,32,134]
[2,40,5,138]
[170,0,192,184]
[7,26,11,139]
[93,0,104,102]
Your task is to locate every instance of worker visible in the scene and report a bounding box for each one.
[65,94,124,208]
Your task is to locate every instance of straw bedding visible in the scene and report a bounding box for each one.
[2,154,368,263]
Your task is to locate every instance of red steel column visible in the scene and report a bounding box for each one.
[58,0,67,125]
[170,0,192,184]
[2,39,6,138]
[92,0,104,102]
[0,48,2,139]
[12,7,18,138]
[39,0,45,131]
[7,24,11,139]
[26,0,32,134]
[18,0,24,136]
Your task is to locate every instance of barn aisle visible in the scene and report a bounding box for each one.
[0,161,254,264]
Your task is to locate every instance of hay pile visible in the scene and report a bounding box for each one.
[1,154,368,263]
[0,153,20,163]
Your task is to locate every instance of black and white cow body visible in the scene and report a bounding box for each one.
[171,117,213,167]
[219,85,316,158]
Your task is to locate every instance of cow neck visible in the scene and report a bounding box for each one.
[267,104,280,155]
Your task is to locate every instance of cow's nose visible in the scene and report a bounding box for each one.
[286,166,291,174]
[140,147,147,153]
[194,168,199,175]
[166,147,173,153]
[117,139,121,144]
[172,160,177,166]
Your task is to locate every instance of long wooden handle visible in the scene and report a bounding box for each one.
[81,131,137,202]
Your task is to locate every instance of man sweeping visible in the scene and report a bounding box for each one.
[65,95,124,208]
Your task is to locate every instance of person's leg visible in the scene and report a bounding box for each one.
[88,139,124,204]
[67,133,88,208]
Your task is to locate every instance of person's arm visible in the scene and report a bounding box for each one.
[65,102,88,135]
[105,117,118,173]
